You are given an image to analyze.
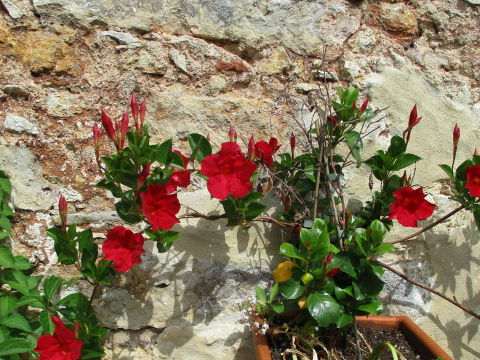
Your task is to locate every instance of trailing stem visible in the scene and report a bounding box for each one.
[375,260,480,321]
[389,204,466,244]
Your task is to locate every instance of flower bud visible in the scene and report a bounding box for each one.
[120,111,129,149]
[58,195,67,233]
[408,105,422,130]
[228,126,235,142]
[453,124,460,147]
[326,267,340,279]
[140,101,146,130]
[353,100,357,111]
[93,123,103,162]
[360,98,369,113]
[290,133,296,161]
[206,133,211,142]
[475,148,478,156]
[137,163,151,192]
[298,296,307,310]
[248,135,255,161]
[301,273,314,285]
[101,109,116,141]
[131,93,139,130]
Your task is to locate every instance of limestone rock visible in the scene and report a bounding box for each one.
[168,49,189,74]
[379,3,419,35]
[0,0,24,19]
[31,0,361,56]
[2,85,29,98]
[257,47,292,75]
[0,146,56,211]
[4,114,39,135]
[101,30,140,45]
[45,91,85,117]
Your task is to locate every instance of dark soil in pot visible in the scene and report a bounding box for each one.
[268,326,427,360]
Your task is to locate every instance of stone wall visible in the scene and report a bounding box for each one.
[1,0,479,359]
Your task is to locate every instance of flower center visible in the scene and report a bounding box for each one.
[221,163,233,175]
[473,176,480,185]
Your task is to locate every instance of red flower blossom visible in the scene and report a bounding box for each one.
[102,226,145,272]
[254,138,281,168]
[465,164,480,198]
[388,187,435,227]
[200,142,257,200]
[140,184,181,231]
[165,150,191,193]
[35,315,82,360]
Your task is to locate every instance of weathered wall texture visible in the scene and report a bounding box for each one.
[1,0,479,358]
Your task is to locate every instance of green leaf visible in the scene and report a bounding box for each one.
[278,279,304,300]
[0,177,11,195]
[367,220,387,246]
[151,139,172,165]
[367,342,398,360]
[336,314,354,328]
[439,164,454,180]
[244,202,267,220]
[364,153,387,181]
[115,200,142,224]
[0,339,33,356]
[356,301,384,314]
[269,283,279,302]
[330,253,357,279]
[0,245,14,268]
[47,226,77,265]
[392,153,421,171]
[279,243,306,261]
[16,295,44,309]
[307,292,342,327]
[145,229,180,253]
[255,286,267,303]
[383,175,402,196]
[11,256,32,271]
[188,133,212,163]
[271,302,285,314]
[387,136,406,158]
[0,313,31,332]
[0,217,11,234]
[300,227,331,259]
[241,191,264,204]
[4,271,41,296]
[43,276,62,303]
[343,87,359,106]
[0,297,16,317]
[372,243,394,255]
[39,310,54,335]
[456,159,474,181]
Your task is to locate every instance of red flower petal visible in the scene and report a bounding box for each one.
[35,315,82,360]
[200,142,256,200]
[102,226,145,272]
[388,187,435,227]
[465,164,480,198]
[140,184,181,231]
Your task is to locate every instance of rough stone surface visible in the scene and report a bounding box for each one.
[0,0,24,19]
[4,113,39,135]
[1,0,479,359]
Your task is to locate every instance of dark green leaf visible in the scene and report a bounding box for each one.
[0,297,16,317]
[387,136,406,158]
[39,310,54,335]
[367,220,387,246]
[188,134,212,163]
[307,292,341,327]
[0,339,33,356]
[151,139,172,165]
[0,245,14,268]
[330,253,357,279]
[0,313,31,332]
[336,314,354,328]
[372,243,394,255]
[279,243,306,261]
[383,175,402,196]
[392,153,421,171]
[245,202,267,220]
[115,200,142,224]
[43,276,62,303]
[356,300,384,314]
[278,279,304,300]
[16,295,44,309]
[439,164,454,180]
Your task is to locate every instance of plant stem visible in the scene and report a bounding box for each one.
[87,283,100,317]
[375,260,480,321]
[353,318,363,360]
[389,204,466,244]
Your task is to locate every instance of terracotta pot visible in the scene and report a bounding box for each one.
[252,315,452,360]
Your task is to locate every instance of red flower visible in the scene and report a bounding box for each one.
[465,164,480,198]
[165,150,191,193]
[388,187,435,227]
[102,226,145,272]
[140,184,181,231]
[408,105,422,130]
[254,138,281,168]
[101,109,116,141]
[200,142,257,200]
[35,315,82,360]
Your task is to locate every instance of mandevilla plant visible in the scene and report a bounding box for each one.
[1,87,478,359]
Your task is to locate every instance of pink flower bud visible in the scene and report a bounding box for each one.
[360,98,369,113]
[326,252,332,264]
[206,133,211,142]
[290,133,296,160]
[402,171,408,186]
[137,163,151,190]
[327,115,337,128]
[58,195,67,233]
[453,124,460,147]
[475,148,478,156]
[101,110,116,140]
[408,105,422,130]
[120,111,129,149]
[93,123,103,161]
[131,93,139,130]
[228,126,235,142]
[248,135,255,161]
[140,101,146,130]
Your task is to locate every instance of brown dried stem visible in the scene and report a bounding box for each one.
[375,260,480,321]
